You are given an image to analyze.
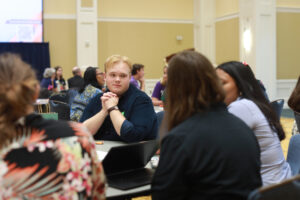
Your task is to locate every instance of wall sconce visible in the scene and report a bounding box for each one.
[243,29,252,52]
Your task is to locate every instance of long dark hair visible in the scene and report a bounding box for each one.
[165,50,225,131]
[217,61,285,140]
[288,76,300,112]
[79,67,101,93]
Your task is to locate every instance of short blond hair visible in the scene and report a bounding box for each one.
[104,55,132,73]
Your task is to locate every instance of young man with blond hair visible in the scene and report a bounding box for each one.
[81,55,157,142]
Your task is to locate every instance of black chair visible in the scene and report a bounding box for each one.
[248,174,300,200]
[49,91,69,104]
[270,99,284,119]
[49,100,70,121]
[294,111,300,133]
[287,134,300,176]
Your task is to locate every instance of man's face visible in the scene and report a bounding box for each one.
[105,61,131,96]
[137,68,144,79]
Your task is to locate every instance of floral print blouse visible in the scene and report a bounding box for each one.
[0,113,106,200]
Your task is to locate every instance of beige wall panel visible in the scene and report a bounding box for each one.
[98,22,194,78]
[44,19,76,79]
[277,0,300,8]
[277,13,300,79]
[216,0,239,18]
[44,0,76,14]
[215,18,239,65]
[98,0,193,19]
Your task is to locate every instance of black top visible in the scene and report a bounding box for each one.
[80,84,158,142]
[151,104,262,200]
[67,75,84,90]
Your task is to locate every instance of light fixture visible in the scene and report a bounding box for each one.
[243,29,252,52]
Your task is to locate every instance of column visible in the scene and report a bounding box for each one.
[239,0,277,100]
[76,0,98,68]
[194,0,216,64]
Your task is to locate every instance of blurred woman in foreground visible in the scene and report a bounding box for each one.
[0,53,106,199]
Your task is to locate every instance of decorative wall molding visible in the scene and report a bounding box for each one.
[44,14,76,20]
[277,7,300,13]
[98,17,193,24]
[215,13,239,22]
[276,79,297,108]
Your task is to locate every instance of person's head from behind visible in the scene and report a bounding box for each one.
[0,53,39,147]
[54,66,63,79]
[166,50,225,130]
[216,61,267,106]
[72,66,82,77]
[104,55,132,96]
[43,68,55,79]
[216,61,285,140]
[131,64,144,79]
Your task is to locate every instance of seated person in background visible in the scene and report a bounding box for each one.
[151,66,167,106]
[54,66,66,91]
[67,66,84,91]
[130,63,145,91]
[80,55,157,142]
[288,75,300,135]
[40,67,57,92]
[70,67,104,121]
[96,67,106,92]
[0,53,105,199]
[151,51,262,200]
[216,61,291,186]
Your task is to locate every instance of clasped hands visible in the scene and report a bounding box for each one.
[101,92,119,114]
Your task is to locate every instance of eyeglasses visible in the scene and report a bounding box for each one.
[96,72,104,76]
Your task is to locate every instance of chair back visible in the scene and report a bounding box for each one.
[67,89,79,105]
[49,100,70,121]
[270,99,284,119]
[248,174,300,200]
[49,92,69,104]
[287,134,300,175]
[294,111,300,132]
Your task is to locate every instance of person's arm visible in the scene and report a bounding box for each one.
[82,92,114,135]
[119,96,157,142]
[152,134,188,200]
[83,109,108,135]
[139,77,145,91]
[103,95,125,135]
[152,97,163,106]
[151,82,163,106]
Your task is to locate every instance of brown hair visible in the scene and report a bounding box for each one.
[165,50,225,130]
[104,55,132,73]
[288,76,300,112]
[0,53,38,147]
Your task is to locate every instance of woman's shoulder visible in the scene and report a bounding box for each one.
[229,98,258,111]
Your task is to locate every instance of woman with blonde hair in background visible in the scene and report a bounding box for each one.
[0,53,106,199]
